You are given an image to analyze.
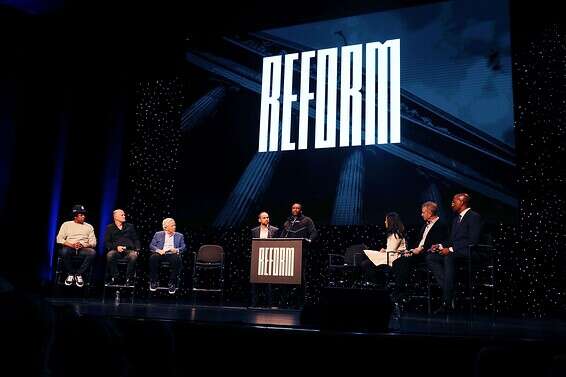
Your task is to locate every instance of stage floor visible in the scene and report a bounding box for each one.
[45,297,566,342]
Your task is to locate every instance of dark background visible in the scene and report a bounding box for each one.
[0,0,564,317]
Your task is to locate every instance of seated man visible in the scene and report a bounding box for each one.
[56,205,97,287]
[149,218,186,294]
[427,193,482,314]
[104,209,140,285]
[391,201,448,307]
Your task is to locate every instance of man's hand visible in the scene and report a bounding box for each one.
[412,246,424,255]
[157,249,165,256]
[117,246,126,252]
[439,247,450,256]
[73,242,82,249]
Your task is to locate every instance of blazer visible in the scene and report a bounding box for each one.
[149,231,187,253]
[251,225,279,239]
[414,219,449,252]
[446,209,482,256]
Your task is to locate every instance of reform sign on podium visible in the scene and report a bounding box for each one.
[250,238,305,284]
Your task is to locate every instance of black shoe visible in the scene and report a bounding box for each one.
[149,281,158,292]
[433,301,454,316]
[433,304,447,316]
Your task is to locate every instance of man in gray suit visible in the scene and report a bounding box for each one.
[250,211,279,307]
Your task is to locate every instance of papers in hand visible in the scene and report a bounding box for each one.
[363,249,404,267]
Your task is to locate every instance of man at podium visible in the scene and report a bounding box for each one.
[281,203,318,242]
[251,212,279,239]
[281,203,318,305]
[250,211,278,307]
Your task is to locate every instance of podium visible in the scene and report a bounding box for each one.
[250,238,307,285]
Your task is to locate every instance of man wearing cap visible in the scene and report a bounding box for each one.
[56,205,97,287]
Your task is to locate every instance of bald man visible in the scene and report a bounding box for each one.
[104,209,141,284]
[250,211,279,307]
[427,193,482,314]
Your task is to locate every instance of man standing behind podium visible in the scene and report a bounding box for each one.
[250,212,278,307]
[281,203,318,305]
[281,203,318,242]
[251,212,279,239]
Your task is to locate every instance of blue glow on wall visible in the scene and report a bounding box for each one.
[45,115,67,282]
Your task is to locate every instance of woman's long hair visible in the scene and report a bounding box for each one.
[385,212,405,239]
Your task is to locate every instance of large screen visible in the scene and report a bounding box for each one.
[176,0,516,228]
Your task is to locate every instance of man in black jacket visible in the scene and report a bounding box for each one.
[281,203,318,306]
[427,193,482,313]
[392,201,449,304]
[280,203,317,242]
[104,209,141,284]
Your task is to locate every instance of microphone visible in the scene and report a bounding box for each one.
[283,216,297,238]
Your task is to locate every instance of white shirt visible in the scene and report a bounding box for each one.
[418,217,439,248]
[386,234,406,252]
[259,226,269,239]
[164,232,175,251]
[458,208,471,222]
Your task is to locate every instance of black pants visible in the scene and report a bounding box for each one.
[60,247,96,275]
[359,255,391,286]
[426,252,467,304]
[391,253,425,299]
[149,253,182,285]
[106,250,138,279]
[250,284,273,307]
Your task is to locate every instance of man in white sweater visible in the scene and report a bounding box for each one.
[56,205,97,287]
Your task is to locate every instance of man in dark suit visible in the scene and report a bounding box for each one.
[392,201,449,306]
[427,193,482,313]
[250,212,278,307]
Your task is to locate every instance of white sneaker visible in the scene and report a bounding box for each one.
[65,275,74,286]
[75,275,84,288]
[149,281,158,292]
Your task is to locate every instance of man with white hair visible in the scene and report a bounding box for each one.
[149,218,186,294]
[104,209,141,285]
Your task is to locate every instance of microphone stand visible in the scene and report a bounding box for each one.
[282,216,297,238]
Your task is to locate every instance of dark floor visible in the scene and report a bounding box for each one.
[45,297,566,342]
[5,291,566,377]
